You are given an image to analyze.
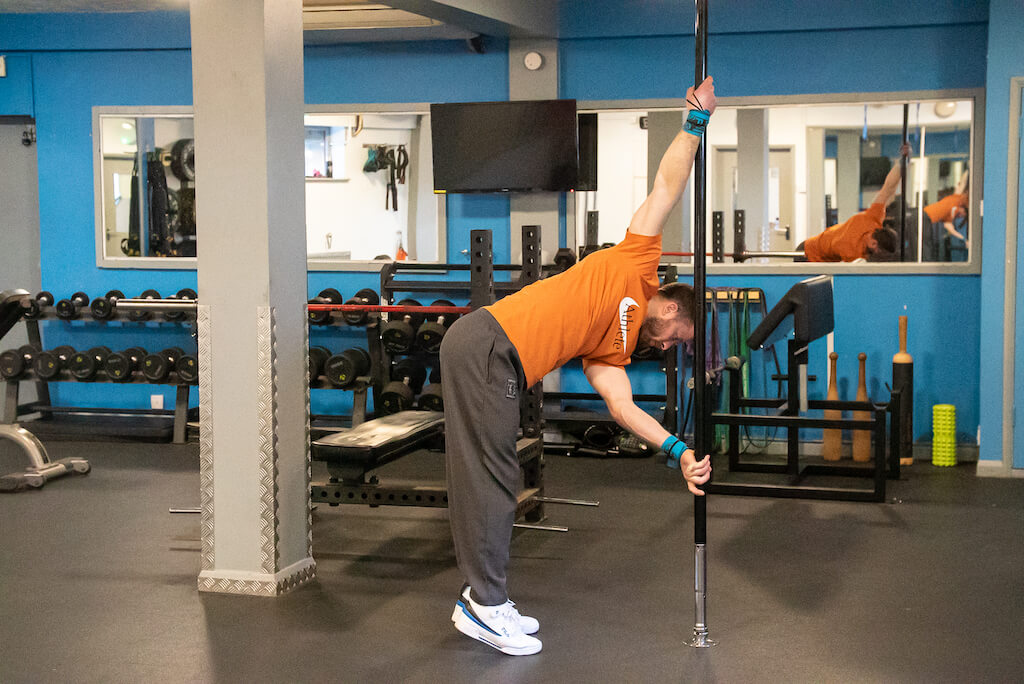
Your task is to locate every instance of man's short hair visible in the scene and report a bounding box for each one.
[874,227,898,252]
[868,227,900,261]
[657,282,696,323]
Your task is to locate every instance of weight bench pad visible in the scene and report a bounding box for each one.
[311,410,444,474]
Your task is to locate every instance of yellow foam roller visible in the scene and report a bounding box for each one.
[932,404,957,466]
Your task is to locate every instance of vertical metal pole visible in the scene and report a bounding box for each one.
[688,0,715,649]
[900,104,908,262]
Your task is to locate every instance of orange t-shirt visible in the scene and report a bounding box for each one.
[924,192,967,223]
[486,230,662,387]
[803,203,885,262]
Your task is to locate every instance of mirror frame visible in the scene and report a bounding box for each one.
[93,103,446,271]
[574,88,984,275]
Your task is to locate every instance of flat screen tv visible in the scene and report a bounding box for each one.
[860,156,891,187]
[430,99,579,193]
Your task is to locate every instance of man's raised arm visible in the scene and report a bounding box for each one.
[870,142,912,207]
[628,77,717,238]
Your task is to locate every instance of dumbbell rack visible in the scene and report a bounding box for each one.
[3,303,197,445]
[310,228,552,525]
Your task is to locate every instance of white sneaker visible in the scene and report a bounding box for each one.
[451,585,540,635]
[451,587,542,656]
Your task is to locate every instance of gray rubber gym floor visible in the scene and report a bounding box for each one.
[2,439,1023,683]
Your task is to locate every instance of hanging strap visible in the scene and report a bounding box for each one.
[395,144,409,184]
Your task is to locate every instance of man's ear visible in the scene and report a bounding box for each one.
[663,300,679,315]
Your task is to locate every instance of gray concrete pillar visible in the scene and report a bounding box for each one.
[836,131,861,223]
[736,109,769,252]
[189,0,314,596]
[509,39,559,265]
[646,111,690,257]
[805,126,826,241]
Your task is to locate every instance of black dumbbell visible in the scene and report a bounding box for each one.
[380,299,423,353]
[55,292,91,320]
[379,358,427,415]
[23,291,54,320]
[32,345,76,380]
[341,288,379,326]
[553,247,576,271]
[90,289,126,321]
[309,346,331,381]
[68,346,112,381]
[418,371,443,411]
[415,299,459,354]
[127,289,161,322]
[141,347,185,382]
[103,347,147,382]
[175,353,199,385]
[324,348,370,388]
[164,288,197,321]
[307,288,343,326]
[0,345,37,380]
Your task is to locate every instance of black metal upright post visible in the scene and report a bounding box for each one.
[900,104,908,262]
[688,0,715,649]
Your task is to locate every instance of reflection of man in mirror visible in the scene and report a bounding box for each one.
[800,143,911,262]
[440,78,717,656]
[923,169,969,259]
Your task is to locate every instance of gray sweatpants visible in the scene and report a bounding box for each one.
[440,308,526,606]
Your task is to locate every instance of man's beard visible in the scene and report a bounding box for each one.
[637,314,669,348]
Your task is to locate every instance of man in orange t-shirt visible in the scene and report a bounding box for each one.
[802,143,909,262]
[923,169,969,253]
[441,78,716,656]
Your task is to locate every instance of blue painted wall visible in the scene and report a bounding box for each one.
[0,54,34,115]
[0,5,997,446]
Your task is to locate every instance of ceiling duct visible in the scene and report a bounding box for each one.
[302,1,441,31]
[301,0,476,43]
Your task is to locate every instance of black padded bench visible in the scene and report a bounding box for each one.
[311,410,445,484]
[310,410,548,522]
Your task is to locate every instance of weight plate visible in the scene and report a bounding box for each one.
[128,289,160,322]
[69,350,99,381]
[0,350,25,379]
[142,353,170,382]
[170,138,196,182]
[104,353,134,381]
[175,355,199,384]
[393,358,427,393]
[418,385,444,412]
[33,351,61,379]
[341,288,379,326]
[308,346,330,380]
[55,299,78,320]
[90,297,115,320]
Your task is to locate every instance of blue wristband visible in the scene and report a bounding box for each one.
[683,109,710,137]
[661,436,689,460]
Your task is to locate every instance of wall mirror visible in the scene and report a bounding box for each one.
[574,90,980,269]
[93,105,443,269]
